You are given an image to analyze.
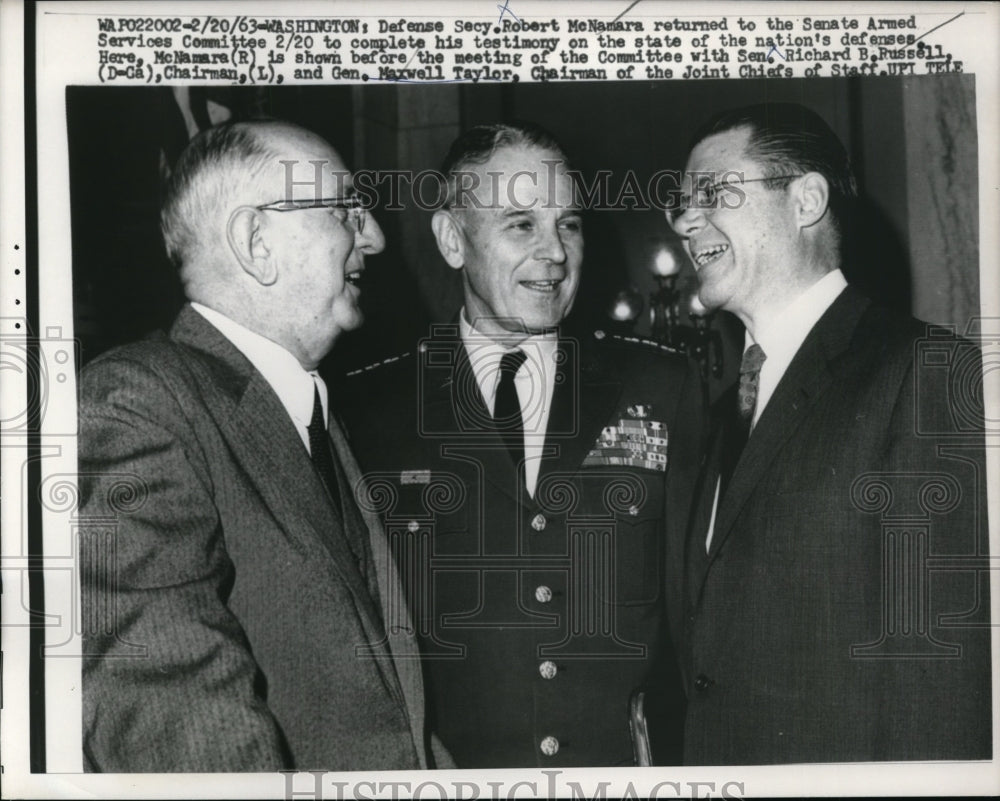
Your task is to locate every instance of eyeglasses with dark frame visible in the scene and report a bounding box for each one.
[668,174,805,224]
[255,196,368,234]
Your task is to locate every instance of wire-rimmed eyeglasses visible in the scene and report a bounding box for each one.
[255,196,367,234]
[667,174,805,224]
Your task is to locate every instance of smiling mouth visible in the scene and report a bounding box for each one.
[520,279,562,293]
[693,244,729,268]
[345,268,364,286]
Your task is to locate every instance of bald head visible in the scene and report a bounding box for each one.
[164,122,336,289]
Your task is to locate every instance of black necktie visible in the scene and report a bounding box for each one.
[494,349,528,474]
[308,384,342,517]
[719,344,767,502]
[308,383,373,580]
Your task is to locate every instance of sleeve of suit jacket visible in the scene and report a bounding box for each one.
[79,352,289,772]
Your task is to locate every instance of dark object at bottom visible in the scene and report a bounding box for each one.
[630,684,685,766]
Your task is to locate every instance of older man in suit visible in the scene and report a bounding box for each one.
[668,103,991,764]
[79,120,435,771]
[342,122,704,767]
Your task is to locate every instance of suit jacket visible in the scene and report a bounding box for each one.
[682,286,992,764]
[79,305,430,772]
[340,325,705,767]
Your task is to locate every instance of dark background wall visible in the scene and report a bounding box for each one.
[67,76,979,397]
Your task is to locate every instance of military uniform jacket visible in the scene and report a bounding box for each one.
[682,286,992,764]
[79,306,430,771]
[341,325,705,767]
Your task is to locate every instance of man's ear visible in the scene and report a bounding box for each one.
[227,206,278,286]
[431,209,466,270]
[793,172,830,230]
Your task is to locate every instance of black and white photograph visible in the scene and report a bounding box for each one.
[1,1,998,798]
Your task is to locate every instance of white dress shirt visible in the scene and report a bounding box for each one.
[745,269,848,429]
[704,269,848,551]
[460,310,558,497]
[191,303,329,454]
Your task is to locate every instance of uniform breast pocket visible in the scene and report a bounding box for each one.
[568,471,664,607]
[613,511,663,606]
[364,471,472,554]
[427,503,474,556]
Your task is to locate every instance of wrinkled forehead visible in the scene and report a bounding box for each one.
[260,127,353,200]
[460,144,579,212]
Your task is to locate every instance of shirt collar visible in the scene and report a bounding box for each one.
[459,307,558,408]
[460,308,558,353]
[745,269,848,366]
[191,302,327,428]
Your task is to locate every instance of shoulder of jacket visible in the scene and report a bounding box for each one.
[82,333,189,380]
[78,335,213,424]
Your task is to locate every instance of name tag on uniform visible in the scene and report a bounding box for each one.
[400,469,432,485]
[582,419,668,472]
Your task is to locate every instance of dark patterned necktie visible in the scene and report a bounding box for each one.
[308,384,342,517]
[737,344,767,422]
[494,349,528,473]
[720,344,768,503]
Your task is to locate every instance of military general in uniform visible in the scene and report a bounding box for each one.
[341,122,705,767]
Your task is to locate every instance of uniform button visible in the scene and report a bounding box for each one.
[407,520,420,533]
[628,504,640,517]
[535,585,553,603]
[539,660,557,680]
[530,513,547,531]
[539,736,560,756]
[694,673,714,692]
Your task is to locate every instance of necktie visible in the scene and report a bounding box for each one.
[720,344,767,502]
[494,349,528,474]
[737,344,767,422]
[308,384,342,517]
[308,383,372,580]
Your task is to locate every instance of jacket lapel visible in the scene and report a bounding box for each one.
[423,332,622,501]
[422,336,526,504]
[327,415,412,723]
[537,340,622,486]
[703,287,871,566]
[169,307,387,645]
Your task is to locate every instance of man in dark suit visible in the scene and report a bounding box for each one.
[79,120,437,771]
[341,123,704,767]
[667,103,991,763]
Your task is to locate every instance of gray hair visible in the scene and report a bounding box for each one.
[160,121,279,268]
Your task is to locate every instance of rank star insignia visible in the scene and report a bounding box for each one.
[627,404,651,419]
